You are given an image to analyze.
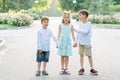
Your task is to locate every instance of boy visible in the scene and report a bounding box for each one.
[74,10,98,75]
[36,16,57,76]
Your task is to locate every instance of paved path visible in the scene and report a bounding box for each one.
[0,17,120,80]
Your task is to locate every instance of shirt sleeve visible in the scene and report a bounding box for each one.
[50,30,58,46]
[37,31,42,50]
[74,22,91,35]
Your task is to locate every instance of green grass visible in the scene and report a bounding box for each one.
[0,24,16,29]
[93,24,120,27]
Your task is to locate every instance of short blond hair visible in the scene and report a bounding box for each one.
[41,16,49,22]
[62,11,71,23]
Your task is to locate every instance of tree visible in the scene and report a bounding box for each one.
[33,0,50,11]
[101,0,114,15]
[58,0,74,11]
[89,0,102,15]
[7,0,34,11]
[89,0,114,15]
[58,0,91,12]
[0,0,34,12]
[113,0,120,4]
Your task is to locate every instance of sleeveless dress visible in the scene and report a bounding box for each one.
[58,24,72,56]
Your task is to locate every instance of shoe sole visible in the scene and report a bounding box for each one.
[90,72,98,75]
[78,73,84,75]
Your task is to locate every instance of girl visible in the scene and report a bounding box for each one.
[57,11,75,75]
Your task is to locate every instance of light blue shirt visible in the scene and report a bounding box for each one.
[74,21,92,45]
[37,27,57,51]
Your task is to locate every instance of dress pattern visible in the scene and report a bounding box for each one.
[58,24,72,56]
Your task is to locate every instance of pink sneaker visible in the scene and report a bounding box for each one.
[78,68,84,75]
[90,69,98,75]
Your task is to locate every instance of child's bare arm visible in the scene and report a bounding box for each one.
[57,25,61,41]
[71,25,75,42]
[72,25,77,47]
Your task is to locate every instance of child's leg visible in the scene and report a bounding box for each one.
[88,56,98,75]
[88,56,93,69]
[42,51,49,71]
[43,62,47,71]
[79,44,84,69]
[64,56,70,75]
[37,62,41,71]
[80,54,84,68]
[61,56,65,69]
[65,56,69,69]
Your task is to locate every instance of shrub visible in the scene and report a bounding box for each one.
[28,13,40,20]
[103,15,113,24]
[0,13,11,24]
[72,13,120,24]
[110,5,120,13]
[20,9,41,20]
[0,13,33,27]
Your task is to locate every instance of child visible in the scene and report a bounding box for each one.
[36,16,57,76]
[57,11,75,75]
[73,10,98,75]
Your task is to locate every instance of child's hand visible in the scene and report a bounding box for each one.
[72,27,75,30]
[73,43,77,47]
[56,46,58,48]
[38,49,43,53]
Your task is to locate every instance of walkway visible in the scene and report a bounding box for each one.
[0,17,120,80]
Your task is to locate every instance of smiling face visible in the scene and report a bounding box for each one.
[62,12,70,24]
[78,13,86,21]
[41,16,49,28]
[78,10,89,21]
[41,19,49,28]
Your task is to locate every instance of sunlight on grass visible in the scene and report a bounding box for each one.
[0,24,16,29]
[93,24,120,27]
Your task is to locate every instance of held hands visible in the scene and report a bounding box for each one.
[38,49,43,54]
[73,43,77,47]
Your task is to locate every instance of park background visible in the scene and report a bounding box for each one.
[0,0,120,80]
[0,0,120,28]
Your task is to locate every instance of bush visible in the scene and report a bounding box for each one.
[20,9,41,20]
[110,5,120,13]
[28,13,40,20]
[0,13,11,24]
[0,13,33,27]
[71,13,78,19]
[102,15,113,24]
[88,15,103,23]
[72,13,120,24]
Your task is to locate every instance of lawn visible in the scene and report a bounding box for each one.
[93,24,120,27]
[0,24,16,29]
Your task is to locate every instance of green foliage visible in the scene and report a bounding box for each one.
[33,0,50,11]
[114,0,120,4]
[110,5,120,12]
[58,0,74,11]
[0,0,34,12]
[20,9,41,20]
[89,0,114,15]
[88,14,120,24]
[0,13,33,26]
[72,13,120,24]
[58,0,91,12]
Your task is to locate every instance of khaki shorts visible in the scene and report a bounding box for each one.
[79,44,92,56]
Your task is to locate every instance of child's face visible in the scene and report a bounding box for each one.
[41,20,49,28]
[63,14,70,24]
[78,13,86,21]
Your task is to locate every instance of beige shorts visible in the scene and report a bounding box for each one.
[79,44,92,56]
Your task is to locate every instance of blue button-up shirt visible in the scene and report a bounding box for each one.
[37,27,57,51]
[74,21,92,45]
